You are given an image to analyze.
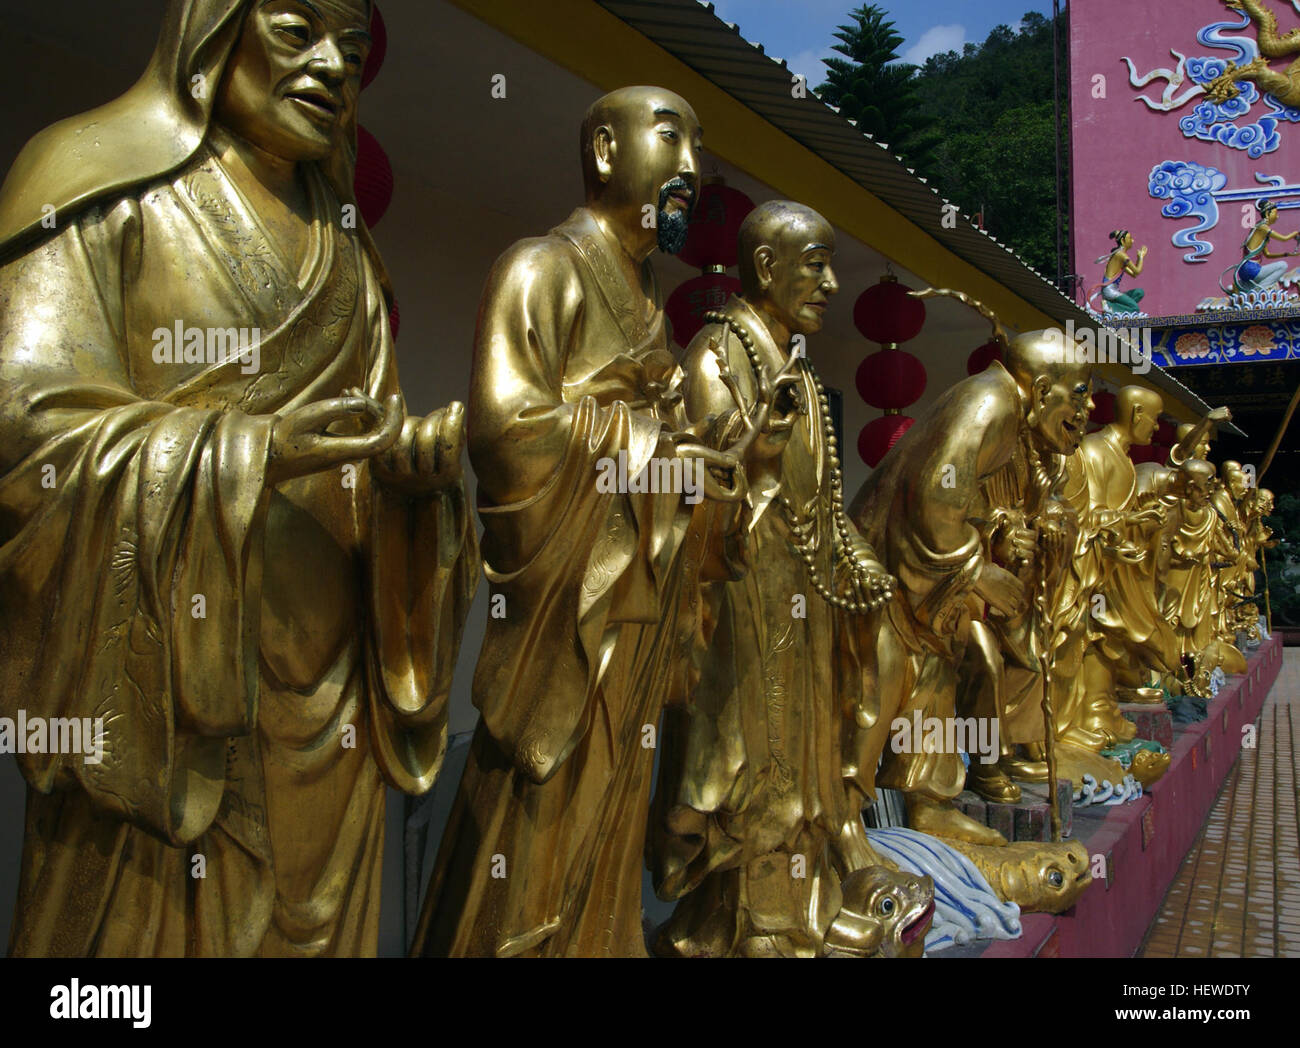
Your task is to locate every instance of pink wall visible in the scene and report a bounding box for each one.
[1071,0,1300,317]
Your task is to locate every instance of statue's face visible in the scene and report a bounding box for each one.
[1129,400,1159,446]
[216,0,371,163]
[1031,369,1093,455]
[1264,205,1279,224]
[603,92,702,254]
[1225,465,1248,499]
[1260,490,1275,515]
[762,221,838,336]
[1122,232,1134,249]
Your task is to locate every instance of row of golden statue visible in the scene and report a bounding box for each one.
[0,1,1274,957]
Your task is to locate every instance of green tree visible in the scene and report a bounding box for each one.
[815,4,939,172]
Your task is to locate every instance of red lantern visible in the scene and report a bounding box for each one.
[856,347,927,411]
[388,297,400,342]
[354,126,394,228]
[854,276,926,346]
[362,5,388,90]
[967,339,1003,375]
[1149,443,1172,465]
[1090,390,1116,426]
[1155,419,1177,447]
[859,415,915,468]
[677,183,755,270]
[665,272,743,348]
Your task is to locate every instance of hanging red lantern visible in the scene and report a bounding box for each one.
[388,297,401,342]
[856,347,927,411]
[1149,443,1172,465]
[1090,390,1116,426]
[854,276,927,346]
[1155,419,1177,447]
[859,414,915,468]
[677,181,755,270]
[354,125,394,228]
[361,4,388,90]
[967,339,1003,375]
[665,271,743,348]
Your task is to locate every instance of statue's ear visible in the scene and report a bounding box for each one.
[593,125,615,185]
[754,245,776,290]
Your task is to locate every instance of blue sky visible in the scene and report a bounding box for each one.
[709,0,1056,86]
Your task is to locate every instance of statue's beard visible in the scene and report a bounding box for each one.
[657,179,693,255]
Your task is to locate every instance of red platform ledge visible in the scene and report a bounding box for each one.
[975,634,1282,958]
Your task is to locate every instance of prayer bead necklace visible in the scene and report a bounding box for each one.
[704,310,892,614]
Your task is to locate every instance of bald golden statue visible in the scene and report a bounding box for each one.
[411,88,796,957]
[851,317,1094,845]
[0,0,479,956]
[649,201,905,957]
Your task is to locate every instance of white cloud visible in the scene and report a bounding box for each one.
[902,23,967,66]
[785,47,835,90]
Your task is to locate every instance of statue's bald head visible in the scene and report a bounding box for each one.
[1003,329,1093,455]
[736,200,838,337]
[580,86,699,196]
[1184,458,1216,500]
[1003,329,1091,390]
[738,201,833,294]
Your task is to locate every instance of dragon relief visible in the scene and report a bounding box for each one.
[1205,0,1300,107]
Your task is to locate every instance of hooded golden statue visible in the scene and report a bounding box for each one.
[0,0,478,956]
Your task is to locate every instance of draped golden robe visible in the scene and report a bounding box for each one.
[0,147,477,956]
[648,296,878,957]
[412,208,743,958]
[850,363,1025,800]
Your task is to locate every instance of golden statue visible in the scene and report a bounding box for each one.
[647,201,901,958]
[1164,460,1242,691]
[850,313,1095,846]
[411,88,798,958]
[1058,387,1181,731]
[1206,1,1300,109]
[0,0,479,956]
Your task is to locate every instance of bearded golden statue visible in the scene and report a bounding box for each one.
[648,201,905,958]
[411,88,797,958]
[0,0,479,957]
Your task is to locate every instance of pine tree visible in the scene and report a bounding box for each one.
[815,4,939,172]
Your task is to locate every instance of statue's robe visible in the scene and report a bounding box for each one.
[850,362,1026,801]
[0,148,477,956]
[1209,486,1245,642]
[1168,501,1221,657]
[412,208,742,958]
[1070,429,1179,719]
[648,296,878,957]
[969,441,1071,747]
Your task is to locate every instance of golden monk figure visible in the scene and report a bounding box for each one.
[850,315,1095,846]
[648,201,904,958]
[411,88,797,958]
[1212,462,1253,646]
[1058,387,1181,732]
[0,0,479,956]
[1165,460,1238,686]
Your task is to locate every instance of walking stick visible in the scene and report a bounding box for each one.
[1262,546,1273,635]
[1035,559,1061,843]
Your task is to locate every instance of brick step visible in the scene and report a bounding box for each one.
[956,778,1075,842]
[1119,703,1173,749]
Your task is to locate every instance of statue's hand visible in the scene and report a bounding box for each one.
[1129,504,1167,531]
[372,402,467,494]
[269,391,403,485]
[1208,406,1232,424]
[676,443,748,503]
[973,561,1028,618]
[993,520,1037,565]
[733,358,803,461]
